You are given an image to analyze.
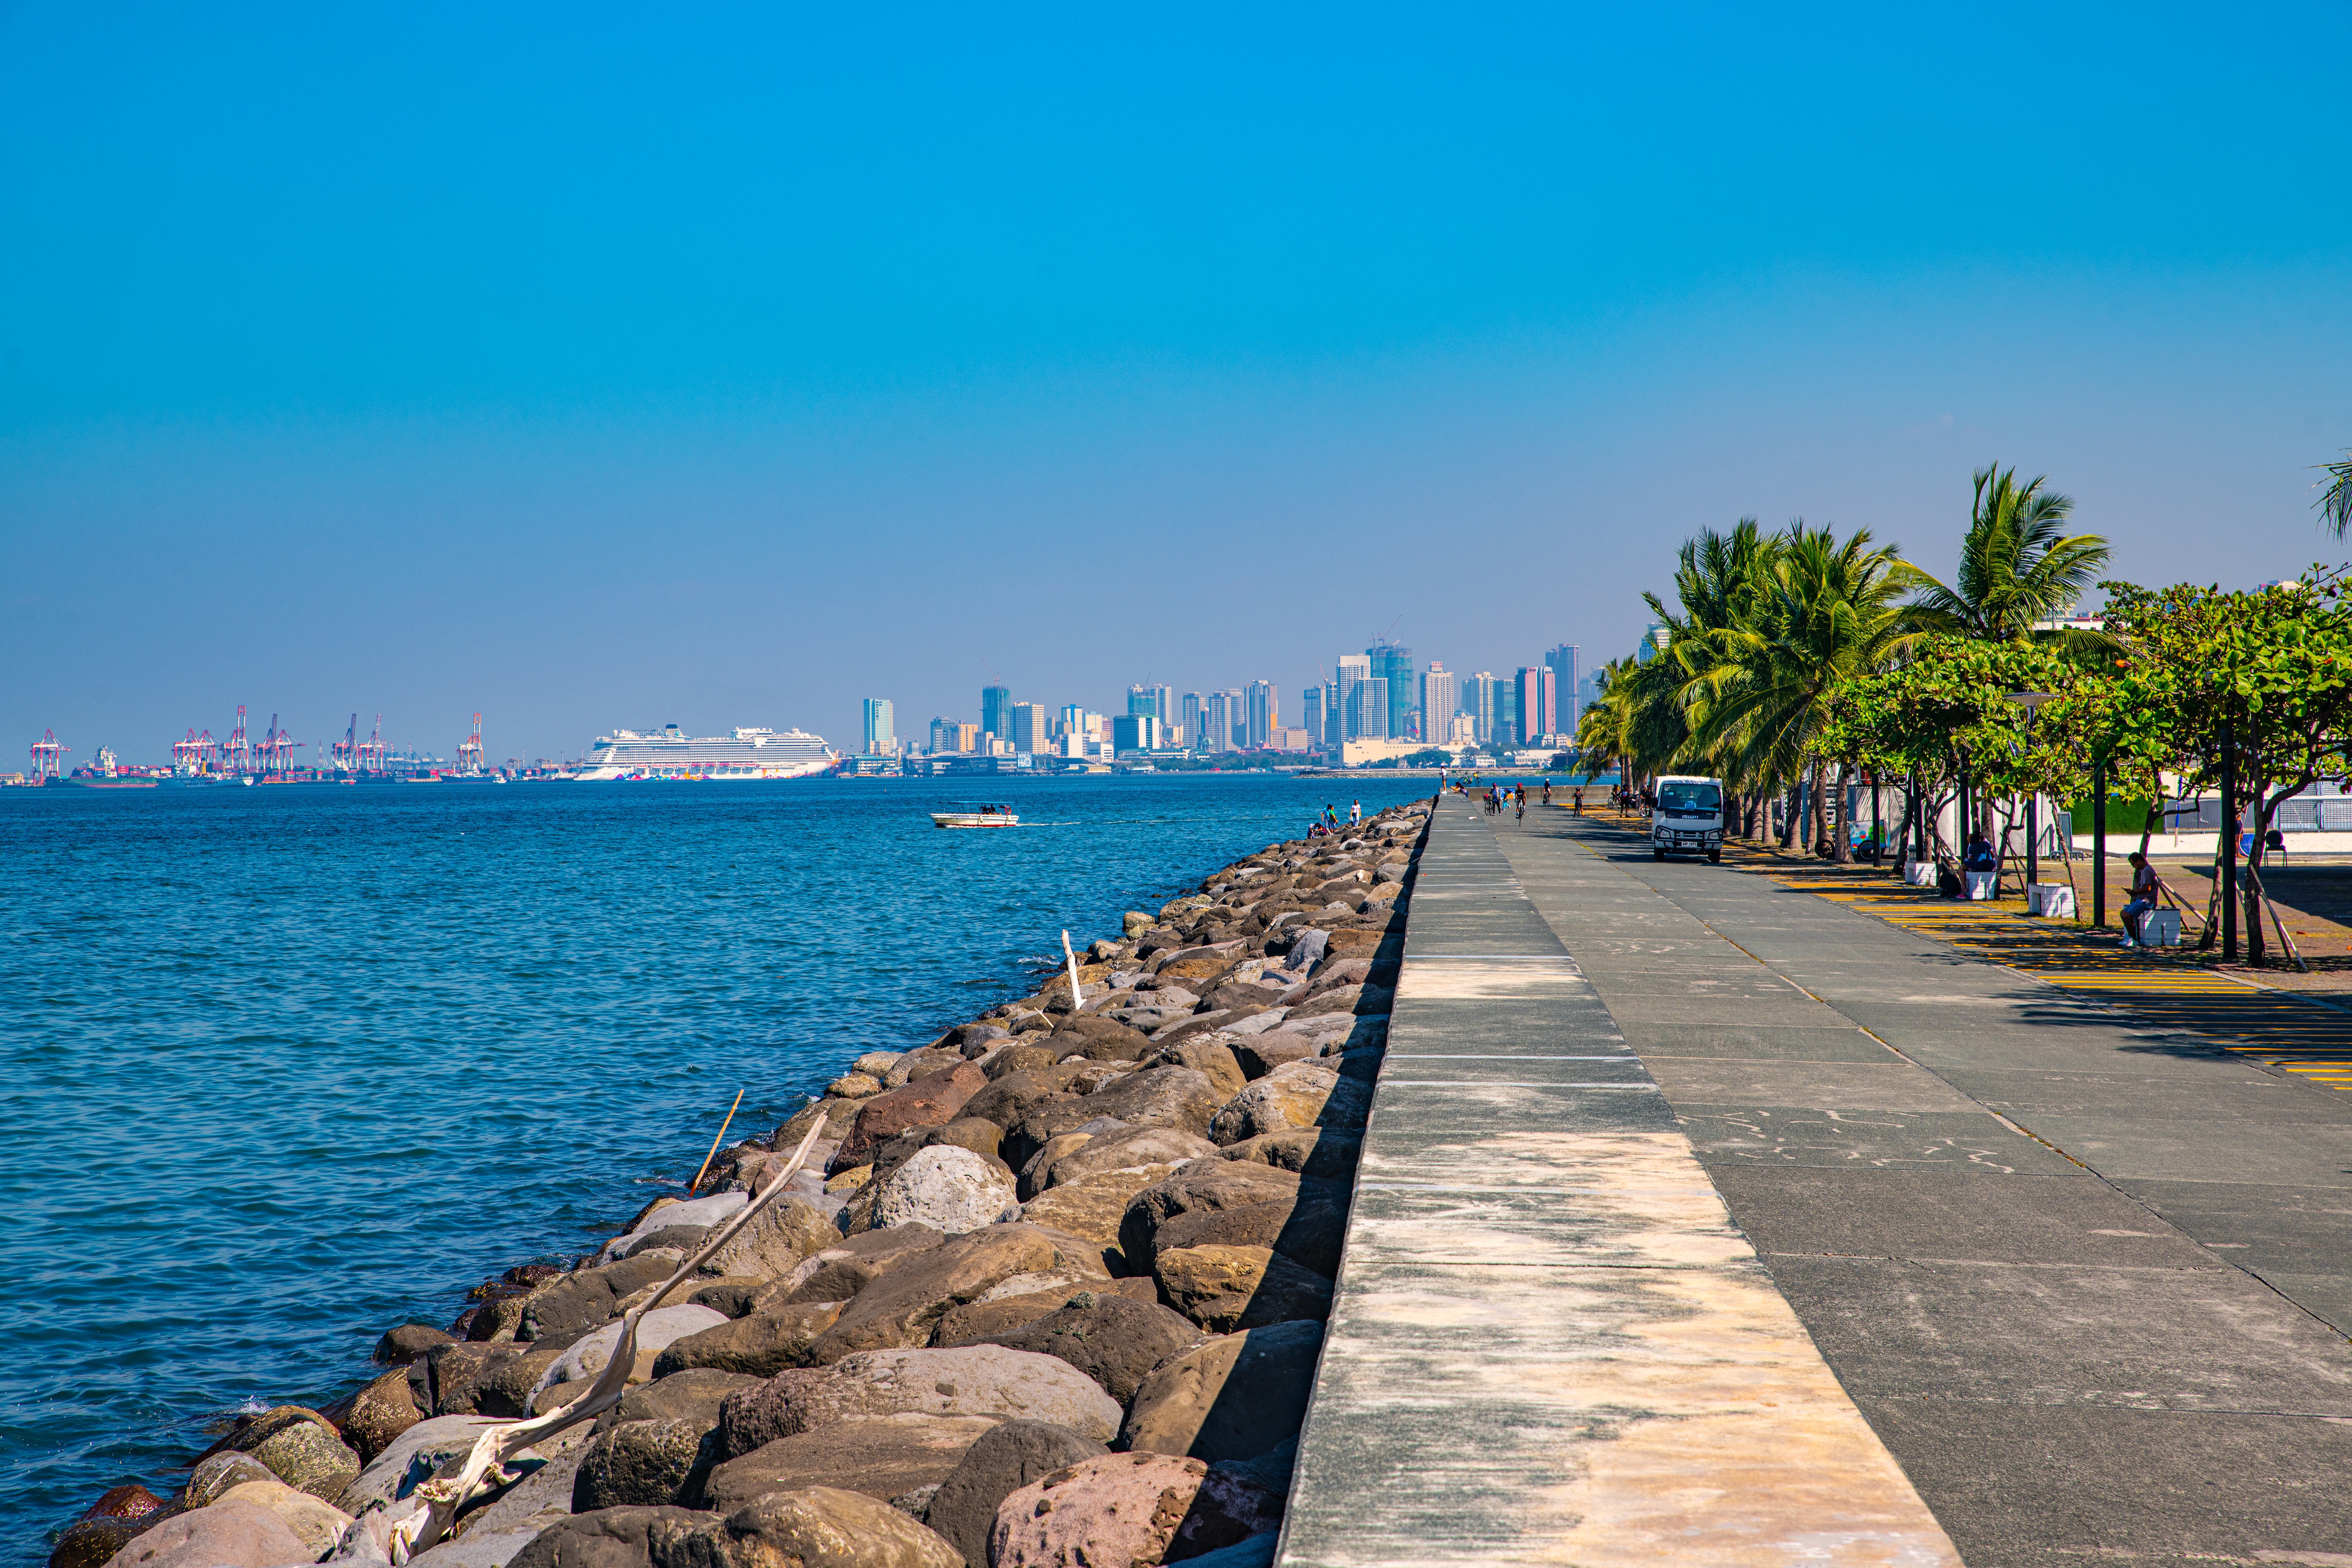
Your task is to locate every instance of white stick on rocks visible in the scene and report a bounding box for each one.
[1061,929,1083,1006]
[336,1111,831,1562]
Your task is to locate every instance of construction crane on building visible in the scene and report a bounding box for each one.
[29,730,64,782]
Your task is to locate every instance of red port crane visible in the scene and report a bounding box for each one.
[29,730,65,782]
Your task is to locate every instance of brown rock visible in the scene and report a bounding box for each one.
[807,1225,1061,1363]
[218,1406,361,1502]
[651,1301,844,1377]
[1021,1166,1186,1260]
[523,1252,681,1341]
[687,1276,775,1318]
[959,1064,1086,1130]
[572,1417,710,1511]
[1153,1195,1347,1277]
[1122,1319,1325,1461]
[372,1323,453,1366]
[1228,1037,1322,1081]
[1148,1040,1247,1101]
[692,1194,841,1283]
[988,1452,1283,1568]
[977,1292,1204,1404]
[656,1484,964,1566]
[1117,1164,1302,1268]
[930,1278,1160,1347]
[925,1116,1005,1160]
[510,1505,722,1568]
[886,1045,969,1087]
[923,1420,1110,1568]
[700,1417,999,1511]
[339,1367,424,1462]
[1155,1245,1335,1332]
[81,1500,305,1568]
[1014,1131,1094,1200]
[781,1224,948,1303]
[835,1063,989,1169]
[475,1341,572,1418]
[1040,1126,1217,1191]
[1216,1127,1362,1181]
[983,1043,1060,1081]
[50,1515,167,1568]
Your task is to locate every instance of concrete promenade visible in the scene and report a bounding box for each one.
[1480,804,2352,1565]
[1278,796,1960,1566]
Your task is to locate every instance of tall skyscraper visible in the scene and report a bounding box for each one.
[980,685,1013,740]
[1544,645,1581,735]
[1462,673,1497,744]
[931,718,980,754]
[1349,678,1388,743]
[1244,681,1276,748]
[1367,640,1415,738]
[1492,677,1520,748]
[1301,685,1326,748]
[1126,684,1173,721]
[1111,713,1160,752]
[1515,667,1556,747]
[1419,663,1457,739]
[1180,692,1203,750]
[1335,655,1372,740]
[1202,690,1232,754]
[1009,702,1048,754]
[861,698,895,755]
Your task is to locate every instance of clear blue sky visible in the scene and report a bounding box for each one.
[5,4,2349,764]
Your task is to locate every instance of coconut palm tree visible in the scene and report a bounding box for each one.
[1684,523,1922,857]
[2319,450,2352,538]
[1909,464,2110,642]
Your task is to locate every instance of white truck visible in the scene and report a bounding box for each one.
[1651,775,1726,862]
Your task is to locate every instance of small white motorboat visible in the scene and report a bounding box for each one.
[931,804,1020,829]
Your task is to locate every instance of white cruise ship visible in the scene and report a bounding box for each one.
[576,725,836,781]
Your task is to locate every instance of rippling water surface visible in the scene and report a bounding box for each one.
[0,771,1435,1557]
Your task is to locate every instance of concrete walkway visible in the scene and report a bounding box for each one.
[1278,798,1960,1566]
[1483,804,2352,1567]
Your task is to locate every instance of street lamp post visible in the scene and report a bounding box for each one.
[2006,692,2056,901]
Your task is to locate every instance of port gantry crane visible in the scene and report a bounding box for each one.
[29,730,64,782]
[457,713,485,776]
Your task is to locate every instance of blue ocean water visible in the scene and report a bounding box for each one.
[0,772,1437,1558]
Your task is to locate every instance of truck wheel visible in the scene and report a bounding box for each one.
[1707,848,1721,863]
[1654,848,1667,861]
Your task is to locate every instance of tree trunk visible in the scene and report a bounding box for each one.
[1778,783,1800,848]
[1825,766,1844,865]
[1812,765,1829,855]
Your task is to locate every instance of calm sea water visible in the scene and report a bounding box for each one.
[0,772,1439,1557]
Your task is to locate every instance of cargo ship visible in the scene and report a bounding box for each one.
[573,725,835,781]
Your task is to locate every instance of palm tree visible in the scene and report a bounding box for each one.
[2319,450,2352,538]
[1684,523,1922,857]
[1910,464,2110,641]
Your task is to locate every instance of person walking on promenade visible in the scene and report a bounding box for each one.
[1573,787,1585,815]
[1542,780,1552,805]
[2120,852,2165,947]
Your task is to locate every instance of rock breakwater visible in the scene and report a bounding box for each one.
[49,799,1430,1568]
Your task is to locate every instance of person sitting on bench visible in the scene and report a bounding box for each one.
[2120,852,2164,946]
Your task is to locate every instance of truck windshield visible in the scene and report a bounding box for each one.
[1660,782,1720,812]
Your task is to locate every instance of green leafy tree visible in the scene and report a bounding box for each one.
[2319,451,2352,538]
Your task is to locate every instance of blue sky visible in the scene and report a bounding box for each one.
[5,4,2349,763]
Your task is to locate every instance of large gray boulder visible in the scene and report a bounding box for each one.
[649,1301,843,1378]
[509,1506,719,1568]
[1116,1164,1303,1268]
[85,1500,307,1567]
[874,1146,1018,1234]
[806,1225,1069,1362]
[572,1418,710,1511]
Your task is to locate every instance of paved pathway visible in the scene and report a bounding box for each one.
[1486,804,2352,1567]
[1278,798,1959,1567]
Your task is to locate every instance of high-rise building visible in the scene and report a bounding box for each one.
[1493,678,1521,748]
[1516,667,1556,747]
[1419,663,1457,738]
[1009,702,1048,754]
[1244,681,1276,749]
[1544,645,1581,736]
[1111,713,1160,753]
[1178,692,1203,750]
[980,685,1013,740]
[1368,640,1415,738]
[930,717,981,754]
[861,698,895,755]
[1301,686,1326,748]
[1638,623,1671,662]
[1462,673,1498,744]
[1202,689,1246,753]
[1334,655,1372,741]
[1349,678,1388,743]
